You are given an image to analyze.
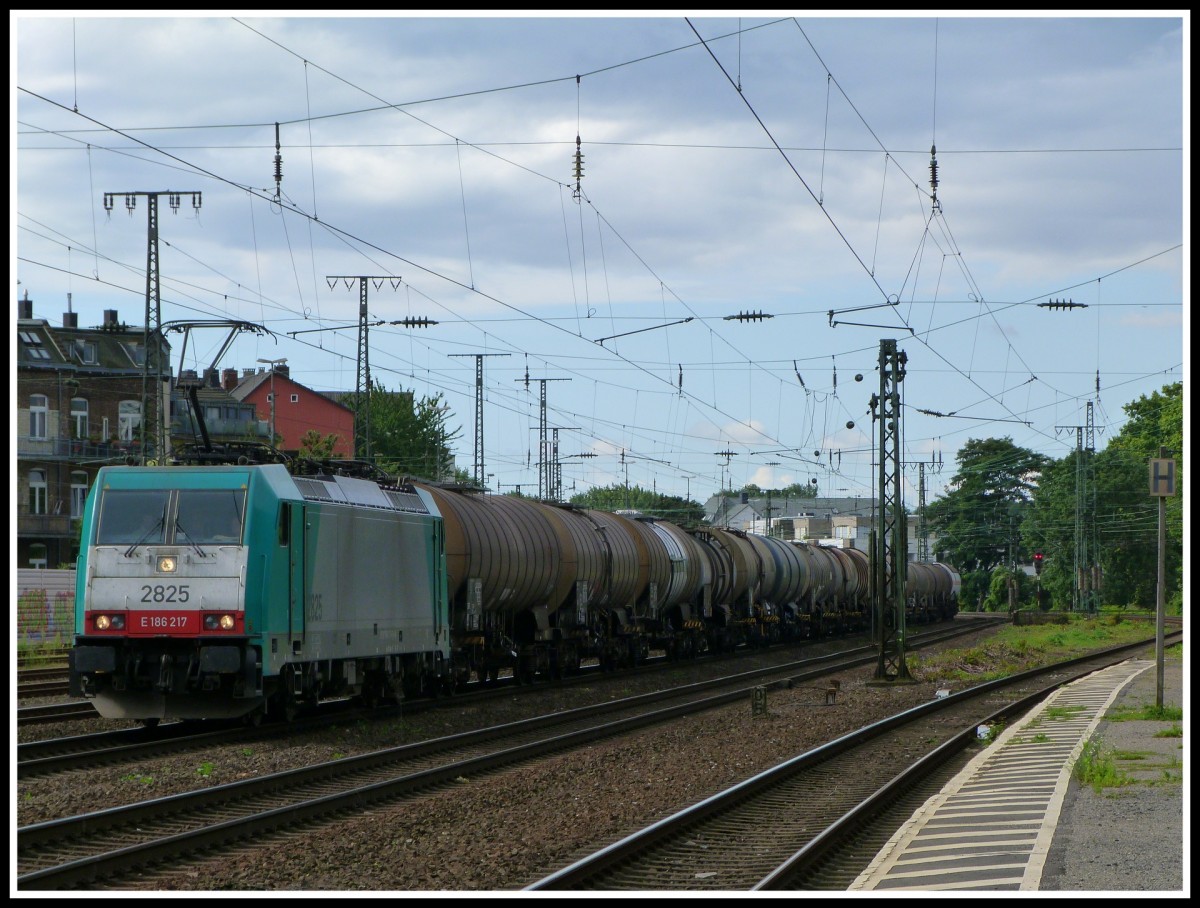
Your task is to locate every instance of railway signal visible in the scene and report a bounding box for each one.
[1033,552,1044,575]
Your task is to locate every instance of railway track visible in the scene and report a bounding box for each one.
[526,631,1181,891]
[17,620,989,776]
[17,702,99,726]
[18,680,72,700]
[17,621,996,890]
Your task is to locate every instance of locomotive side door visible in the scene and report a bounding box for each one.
[287,501,306,648]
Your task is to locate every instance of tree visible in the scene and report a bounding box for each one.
[1023,383,1182,612]
[570,484,705,525]
[729,481,818,500]
[924,437,1049,608]
[982,564,1034,612]
[339,380,461,481]
[298,429,340,461]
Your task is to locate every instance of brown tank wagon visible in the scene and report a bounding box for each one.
[414,485,959,685]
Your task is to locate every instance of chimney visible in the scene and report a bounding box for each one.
[18,295,33,320]
[203,367,219,388]
[103,309,119,328]
[222,368,238,391]
[242,368,255,379]
[63,312,78,329]
[181,369,198,381]
[275,364,290,378]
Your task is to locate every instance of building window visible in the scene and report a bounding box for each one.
[77,341,98,364]
[71,398,89,438]
[28,543,48,570]
[120,342,145,366]
[290,394,299,403]
[20,330,51,360]
[29,469,48,515]
[71,471,89,519]
[118,400,141,442]
[29,394,48,438]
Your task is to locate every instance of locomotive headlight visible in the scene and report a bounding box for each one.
[157,555,177,573]
[204,614,237,631]
[219,614,235,631]
[95,614,110,630]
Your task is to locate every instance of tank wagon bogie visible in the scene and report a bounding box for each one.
[70,465,960,724]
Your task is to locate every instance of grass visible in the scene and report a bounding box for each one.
[906,616,1164,684]
[1073,740,1130,792]
[1154,724,1183,739]
[1043,705,1087,720]
[16,639,71,668]
[1109,703,1183,722]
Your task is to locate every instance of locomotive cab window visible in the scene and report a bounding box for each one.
[176,489,246,545]
[96,488,246,546]
[96,490,170,545]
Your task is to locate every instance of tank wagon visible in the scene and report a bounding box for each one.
[69,465,959,724]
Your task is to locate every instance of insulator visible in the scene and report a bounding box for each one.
[103,194,114,212]
[169,193,181,212]
[274,154,283,183]
[929,144,939,191]
[125,194,136,211]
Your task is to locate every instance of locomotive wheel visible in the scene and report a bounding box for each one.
[140,717,160,729]
[360,683,381,710]
[559,647,581,676]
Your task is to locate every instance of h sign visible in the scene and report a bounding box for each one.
[1149,458,1176,497]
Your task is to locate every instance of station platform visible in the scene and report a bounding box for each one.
[850,655,1185,892]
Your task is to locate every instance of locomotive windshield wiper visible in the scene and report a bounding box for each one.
[174,519,207,557]
[124,511,166,558]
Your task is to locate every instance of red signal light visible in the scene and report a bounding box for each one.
[1034,552,1044,575]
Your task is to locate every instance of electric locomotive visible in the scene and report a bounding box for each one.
[69,464,450,724]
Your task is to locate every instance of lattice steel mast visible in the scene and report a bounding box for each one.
[450,352,510,487]
[871,339,911,681]
[102,190,201,464]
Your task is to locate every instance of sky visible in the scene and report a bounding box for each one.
[13,12,1188,507]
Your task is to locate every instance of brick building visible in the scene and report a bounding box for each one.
[16,295,171,568]
[229,365,354,457]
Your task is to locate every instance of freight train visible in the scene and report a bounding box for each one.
[68,464,959,725]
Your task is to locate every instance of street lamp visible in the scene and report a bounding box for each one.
[256,357,287,446]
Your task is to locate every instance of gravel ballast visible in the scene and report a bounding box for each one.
[18,627,1183,892]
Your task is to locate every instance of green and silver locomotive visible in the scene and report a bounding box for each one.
[69,465,450,724]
